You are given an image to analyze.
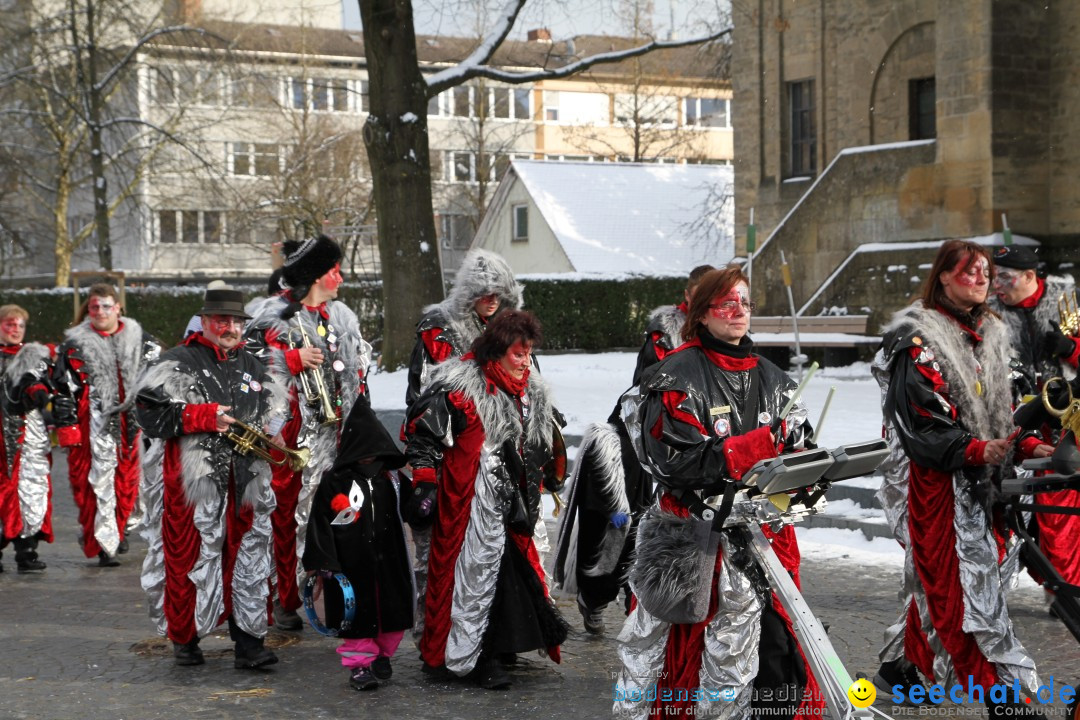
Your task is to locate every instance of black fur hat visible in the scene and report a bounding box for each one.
[281,235,342,288]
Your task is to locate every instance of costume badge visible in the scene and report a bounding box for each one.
[202,368,211,377]
[327,324,336,334]
[333,359,345,372]
[912,336,923,346]
[710,405,731,416]
[249,380,262,392]
[328,334,338,344]
[758,411,772,425]
[331,481,366,525]
[242,372,252,382]
[329,343,338,353]
[521,394,530,405]
[714,417,730,437]
[240,383,250,393]
[317,325,327,337]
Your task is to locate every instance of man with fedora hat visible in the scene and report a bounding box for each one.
[135,284,290,668]
[244,235,372,632]
[989,244,1080,602]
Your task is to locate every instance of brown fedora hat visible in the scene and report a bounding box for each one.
[199,288,251,319]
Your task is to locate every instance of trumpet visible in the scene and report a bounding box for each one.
[1059,291,1080,337]
[226,418,311,470]
[551,491,566,518]
[287,321,340,426]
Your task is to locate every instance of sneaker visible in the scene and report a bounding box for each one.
[16,558,46,573]
[349,667,379,691]
[467,657,512,690]
[97,551,120,567]
[117,539,129,555]
[370,656,392,680]
[873,659,927,706]
[172,639,205,666]
[578,595,605,635]
[273,601,304,631]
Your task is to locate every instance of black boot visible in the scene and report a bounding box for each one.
[97,550,120,567]
[172,637,205,666]
[466,655,511,690]
[14,537,45,573]
[874,658,927,706]
[229,617,278,670]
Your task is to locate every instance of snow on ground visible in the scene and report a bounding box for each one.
[369,351,890,555]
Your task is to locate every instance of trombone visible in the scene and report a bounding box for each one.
[226,418,310,471]
[287,321,340,427]
[1059,291,1080,337]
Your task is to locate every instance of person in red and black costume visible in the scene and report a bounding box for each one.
[0,305,77,573]
[875,240,1046,718]
[53,284,162,567]
[405,248,522,409]
[136,286,289,668]
[614,265,824,720]
[404,310,568,690]
[988,244,1080,605]
[244,235,372,632]
[631,264,715,386]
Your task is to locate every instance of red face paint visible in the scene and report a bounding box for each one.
[319,264,344,293]
[951,257,990,288]
[498,340,533,379]
[708,287,754,319]
[204,315,245,334]
[0,316,26,344]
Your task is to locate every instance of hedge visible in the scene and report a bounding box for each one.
[0,275,686,355]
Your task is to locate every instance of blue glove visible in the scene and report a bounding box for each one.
[610,512,630,529]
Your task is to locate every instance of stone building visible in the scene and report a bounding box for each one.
[731,0,1080,323]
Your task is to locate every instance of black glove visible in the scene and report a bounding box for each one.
[1044,322,1076,359]
[405,482,437,530]
[26,387,50,411]
[50,394,78,426]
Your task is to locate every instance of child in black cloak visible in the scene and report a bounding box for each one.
[303,394,414,691]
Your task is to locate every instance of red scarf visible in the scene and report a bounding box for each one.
[482,358,530,396]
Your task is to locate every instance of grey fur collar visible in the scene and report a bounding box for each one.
[427,356,553,450]
[882,302,1014,439]
[423,249,522,353]
[137,356,290,508]
[572,422,630,577]
[647,304,686,350]
[247,295,370,423]
[3,342,50,383]
[64,318,147,414]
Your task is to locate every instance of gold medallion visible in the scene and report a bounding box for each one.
[317,325,327,337]
[975,379,983,396]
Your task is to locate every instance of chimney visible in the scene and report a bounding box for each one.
[527,28,553,43]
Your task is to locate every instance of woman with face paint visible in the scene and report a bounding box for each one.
[614,265,824,720]
[243,235,373,632]
[403,309,568,690]
[872,240,1043,717]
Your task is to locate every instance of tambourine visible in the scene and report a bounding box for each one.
[303,570,356,636]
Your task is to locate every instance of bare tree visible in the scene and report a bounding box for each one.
[0,0,219,286]
[358,0,731,368]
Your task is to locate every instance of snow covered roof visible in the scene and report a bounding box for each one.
[507,159,734,275]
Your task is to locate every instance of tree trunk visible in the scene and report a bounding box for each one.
[54,180,72,288]
[358,0,443,370]
[84,0,112,270]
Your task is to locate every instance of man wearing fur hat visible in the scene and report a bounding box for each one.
[244,235,372,631]
[0,305,77,573]
[405,248,522,409]
[988,243,1080,599]
[136,286,289,668]
[53,284,162,567]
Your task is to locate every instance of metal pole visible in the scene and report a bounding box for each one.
[780,250,806,379]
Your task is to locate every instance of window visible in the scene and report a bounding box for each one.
[229,142,280,176]
[232,74,279,108]
[155,66,220,106]
[452,86,471,117]
[490,87,532,120]
[909,77,936,140]
[157,210,224,244]
[512,205,528,242]
[439,214,474,250]
[787,80,816,177]
[448,151,474,182]
[684,97,729,128]
[545,90,608,125]
[358,80,369,113]
[615,94,676,127]
[290,77,350,112]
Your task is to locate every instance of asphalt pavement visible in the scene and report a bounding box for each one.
[1,451,1078,720]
